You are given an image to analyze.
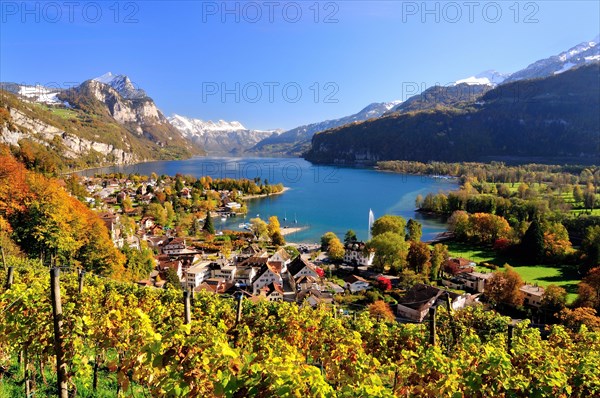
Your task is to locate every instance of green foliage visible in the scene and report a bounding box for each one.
[367,232,409,274]
[1,267,600,397]
[405,219,422,242]
[371,215,407,238]
[521,218,545,263]
[203,212,215,234]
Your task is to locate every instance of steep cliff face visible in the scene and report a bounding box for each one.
[0,106,137,165]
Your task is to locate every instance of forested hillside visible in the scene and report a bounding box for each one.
[305,64,599,165]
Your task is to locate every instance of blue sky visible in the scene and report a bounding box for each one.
[1,1,599,130]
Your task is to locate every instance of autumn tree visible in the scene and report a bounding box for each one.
[485,265,525,307]
[327,237,345,262]
[574,267,600,311]
[406,241,431,276]
[405,219,422,242]
[267,216,283,244]
[367,231,409,274]
[250,217,268,240]
[448,210,470,240]
[430,243,449,280]
[558,307,600,331]
[540,284,567,313]
[368,300,395,322]
[146,203,167,226]
[320,232,338,251]
[371,215,407,238]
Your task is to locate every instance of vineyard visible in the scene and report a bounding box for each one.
[1,264,599,397]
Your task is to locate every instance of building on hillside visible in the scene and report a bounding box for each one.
[344,275,370,293]
[442,271,493,293]
[396,284,469,322]
[184,261,212,290]
[520,284,545,307]
[343,241,375,266]
[444,258,476,275]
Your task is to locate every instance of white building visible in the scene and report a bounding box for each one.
[344,242,374,266]
[343,275,370,293]
[184,261,213,290]
[520,284,545,307]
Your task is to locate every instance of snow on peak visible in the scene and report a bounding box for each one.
[455,70,508,86]
[168,114,246,137]
[94,72,117,84]
[18,85,63,104]
[93,72,147,99]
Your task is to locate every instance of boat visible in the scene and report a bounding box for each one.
[221,216,227,221]
[294,213,298,224]
[283,211,287,222]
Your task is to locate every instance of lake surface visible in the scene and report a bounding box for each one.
[82,157,458,243]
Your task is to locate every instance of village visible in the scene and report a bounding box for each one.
[73,173,550,323]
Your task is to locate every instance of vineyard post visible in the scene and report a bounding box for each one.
[235,292,243,325]
[429,307,437,346]
[5,266,14,289]
[445,294,458,345]
[78,270,85,294]
[1,246,6,270]
[50,268,68,398]
[190,287,195,306]
[508,324,514,352]
[183,290,191,325]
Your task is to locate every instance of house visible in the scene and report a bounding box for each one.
[162,238,186,255]
[287,256,320,280]
[396,284,469,322]
[344,275,370,293]
[158,259,183,281]
[442,271,492,293]
[520,284,545,307]
[297,288,334,307]
[140,216,155,230]
[444,258,476,275]
[212,263,237,281]
[322,281,345,294]
[268,247,292,271]
[234,266,257,286]
[258,282,285,301]
[184,261,212,289]
[344,241,375,266]
[195,278,235,294]
[98,212,121,243]
[252,263,284,294]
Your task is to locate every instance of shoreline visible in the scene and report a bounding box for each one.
[242,186,290,200]
[280,225,307,236]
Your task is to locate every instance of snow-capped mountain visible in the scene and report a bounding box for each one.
[93,72,148,99]
[249,100,402,155]
[0,83,69,106]
[504,36,599,83]
[454,70,510,86]
[168,114,281,154]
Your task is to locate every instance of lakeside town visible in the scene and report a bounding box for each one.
[84,172,553,324]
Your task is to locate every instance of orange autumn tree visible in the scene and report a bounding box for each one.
[0,146,125,277]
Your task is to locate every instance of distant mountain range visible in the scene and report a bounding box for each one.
[248,100,402,156]
[168,114,282,155]
[304,63,600,165]
[1,36,598,168]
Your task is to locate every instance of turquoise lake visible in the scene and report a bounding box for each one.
[82,157,458,243]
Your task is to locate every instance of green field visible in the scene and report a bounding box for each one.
[445,241,580,303]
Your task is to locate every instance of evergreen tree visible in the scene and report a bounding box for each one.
[344,229,358,244]
[203,211,215,234]
[405,219,423,242]
[521,218,545,263]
